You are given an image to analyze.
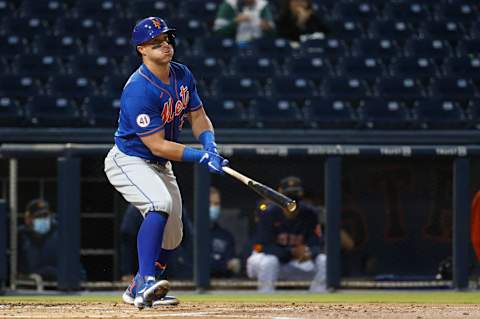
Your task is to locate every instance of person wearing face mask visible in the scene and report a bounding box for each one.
[209,187,241,277]
[17,199,59,282]
[246,176,327,292]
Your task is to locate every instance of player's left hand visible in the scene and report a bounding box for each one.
[199,151,229,174]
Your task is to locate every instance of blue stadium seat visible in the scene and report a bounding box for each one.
[285,56,333,82]
[443,57,480,81]
[198,37,238,60]
[231,56,279,79]
[303,97,357,129]
[54,17,101,40]
[0,75,41,97]
[108,18,137,37]
[0,0,14,18]
[322,77,369,99]
[351,39,400,61]
[212,76,262,100]
[358,98,410,129]
[413,98,467,129]
[14,55,64,78]
[19,0,65,20]
[203,97,248,128]
[170,18,207,40]
[180,1,219,23]
[333,2,378,22]
[457,40,480,57]
[327,20,365,41]
[301,38,347,59]
[251,38,292,59]
[421,21,466,41]
[121,55,142,76]
[25,96,81,127]
[33,35,85,56]
[471,22,480,39]
[82,95,120,127]
[68,55,118,79]
[370,21,416,42]
[390,57,438,81]
[269,77,317,100]
[338,57,385,82]
[435,2,478,22]
[126,0,171,21]
[0,96,25,126]
[1,35,28,56]
[384,2,431,23]
[101,76,127,97]
[405,39,452,61]
[181,56,226,82]
[430,77,477,100]
[3,18,52,39]
[48,76,96,98]
[73,0,117,22]
[89,35,133,57]
[377,77,423,100]
[250,98,304,129]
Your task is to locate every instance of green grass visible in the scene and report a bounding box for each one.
[1,292,480,304]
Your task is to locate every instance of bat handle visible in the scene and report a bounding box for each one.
[222,166,250,185]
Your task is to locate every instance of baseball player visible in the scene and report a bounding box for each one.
[104,17,228,309]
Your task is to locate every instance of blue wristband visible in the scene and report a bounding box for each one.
[182,146,205,162]
[199,130,216,150]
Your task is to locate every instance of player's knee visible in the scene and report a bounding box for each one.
[150,197,173,214]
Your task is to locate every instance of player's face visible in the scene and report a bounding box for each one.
[138,33,174,64]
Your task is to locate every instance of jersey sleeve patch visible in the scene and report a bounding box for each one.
[136,114,151,128]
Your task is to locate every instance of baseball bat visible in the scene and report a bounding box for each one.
[222,166,297,213]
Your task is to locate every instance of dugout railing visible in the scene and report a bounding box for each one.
[0,143,475,292]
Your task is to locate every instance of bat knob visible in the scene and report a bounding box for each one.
[287,200,297,213]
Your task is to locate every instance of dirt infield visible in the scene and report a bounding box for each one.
[1,301,480,319]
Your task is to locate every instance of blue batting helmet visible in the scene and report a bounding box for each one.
[131,17,176,47]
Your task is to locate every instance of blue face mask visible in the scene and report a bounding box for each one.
[209,206,221,221]
[33,217,51,235]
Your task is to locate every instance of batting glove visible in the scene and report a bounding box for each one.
[199,151,229,174]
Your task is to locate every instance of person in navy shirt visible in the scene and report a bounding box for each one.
[104,17,228,308]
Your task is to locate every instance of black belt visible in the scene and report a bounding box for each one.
[145,159,168,167]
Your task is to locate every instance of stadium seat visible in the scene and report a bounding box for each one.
[322,77,369,100]
[390,57,438,82]
[301,38,347,60]
[0,75,41,97]
[269,77,317,100]
[212,76,262,100]
[443,57,480,81]
[180,1,219,24]
[108,18,137,37]
[351,39,400,61]
[82,95,120,127]
[68,55,118,79]
[421,21,465,41]
[198,37,238,60]
[25,96,81,127]
[54,17,101,41]
[430,77,477,100]
[370,21,416,43]
[170,18,207,41]
[250,98,304,129]
[47,76,96,98]
[303,97,357,129]
[376,77,423,100]
[333,2,378,22]
[0,35,26,56]
[181,56,226,82]
[231,56,279,79]
[126,0,171,21]
[19,0,65,20]
[251,38,292,59]
[0,96,25,126]
[338,57,385,82]
[203,97,248,128]
[101,76,127,96]
[327,20,365,41]
[14,55,64,78]
[33,35,85,56]
[73,0,117,22]
[285,56,333,82]
[89,35,133,58]
[467,99,480,129]
[121,55,142,75]
[435,2,478,22]
[358,98,410,129]
[472,22,480,39]
[457,40,480,57]
[384,2,431,23]
[405,39,452,61]
[413,98,467,129]
[3,18,52,39]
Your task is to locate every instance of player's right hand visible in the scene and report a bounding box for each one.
[199,151,229,174]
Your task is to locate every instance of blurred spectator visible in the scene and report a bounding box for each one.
[246,176,327,292]
[276,0,329,44]
[119,204,194,281]
[209,187,241,277]
[213,0,275,47]
[17,199,59,281]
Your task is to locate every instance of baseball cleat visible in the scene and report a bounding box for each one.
[134,279,169,309]
[152,295,180,306]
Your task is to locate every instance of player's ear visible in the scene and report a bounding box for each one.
[137,45,147,56]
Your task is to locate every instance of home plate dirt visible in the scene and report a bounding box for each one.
[1,302,480,319]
